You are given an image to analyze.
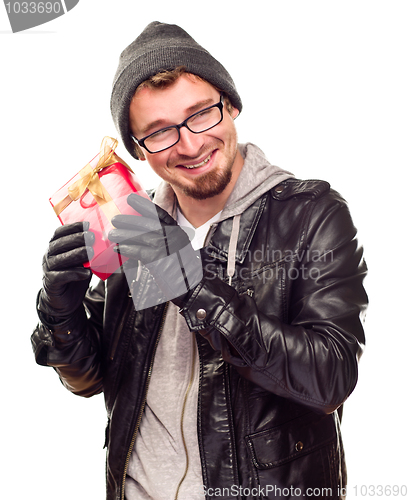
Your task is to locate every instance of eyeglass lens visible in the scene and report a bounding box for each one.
[144,104,222,153]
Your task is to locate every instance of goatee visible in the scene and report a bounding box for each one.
[177,165,233,200]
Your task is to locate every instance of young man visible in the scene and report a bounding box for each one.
[32,22,368,500]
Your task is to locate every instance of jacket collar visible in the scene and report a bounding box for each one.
[205,194,268,264]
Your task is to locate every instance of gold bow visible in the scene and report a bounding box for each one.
[53,137,133,222]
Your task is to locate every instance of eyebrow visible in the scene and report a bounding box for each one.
[139,98,216,136]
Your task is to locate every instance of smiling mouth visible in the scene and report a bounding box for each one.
[180,153,212,169]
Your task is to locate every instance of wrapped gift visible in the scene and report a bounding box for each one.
[50,137,148,280]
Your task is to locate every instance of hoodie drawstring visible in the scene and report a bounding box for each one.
[227,214,241,286]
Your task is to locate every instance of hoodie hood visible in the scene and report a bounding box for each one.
[220,143,294,221]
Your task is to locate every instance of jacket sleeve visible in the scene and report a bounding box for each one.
[31,280,106,398]
[181,192,368,415]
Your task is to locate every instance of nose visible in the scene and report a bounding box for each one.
[174,126,204,157]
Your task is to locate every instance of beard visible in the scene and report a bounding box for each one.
[176,163,234,200]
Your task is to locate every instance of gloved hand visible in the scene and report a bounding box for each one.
[108,194,204,307]
[37,221,95,325]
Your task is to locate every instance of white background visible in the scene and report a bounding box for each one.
[1,1,408,498]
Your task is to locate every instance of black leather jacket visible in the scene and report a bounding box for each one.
[32,178,368,500]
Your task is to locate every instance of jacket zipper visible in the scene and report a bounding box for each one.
[110,296,134,361]
[120,301,169,500]
[174,335,197,500]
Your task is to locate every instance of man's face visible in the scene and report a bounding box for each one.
[128,74,241,201]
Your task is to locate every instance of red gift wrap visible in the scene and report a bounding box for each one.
[49,137,148,280]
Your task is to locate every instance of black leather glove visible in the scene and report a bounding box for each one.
[109,194,203,307]
[37,222,95,326]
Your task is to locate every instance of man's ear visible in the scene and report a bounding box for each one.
[134,144,146,161]
[230,106,240,120]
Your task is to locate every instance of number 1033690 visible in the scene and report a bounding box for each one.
[5,2,62,14]
[353,485,407,496]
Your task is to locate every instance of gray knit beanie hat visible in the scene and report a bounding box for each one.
[110,21,242,159]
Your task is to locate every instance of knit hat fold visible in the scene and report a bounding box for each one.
[110,21,242,159]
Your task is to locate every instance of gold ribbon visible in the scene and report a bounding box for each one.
[53,137,134,222]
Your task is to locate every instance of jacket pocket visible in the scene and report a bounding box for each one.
[244,412,340,499]
[245,411,336,469]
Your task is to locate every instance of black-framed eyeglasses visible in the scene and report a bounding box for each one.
[131,96,224,154]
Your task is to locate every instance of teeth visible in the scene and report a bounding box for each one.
[184,154,211,169]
